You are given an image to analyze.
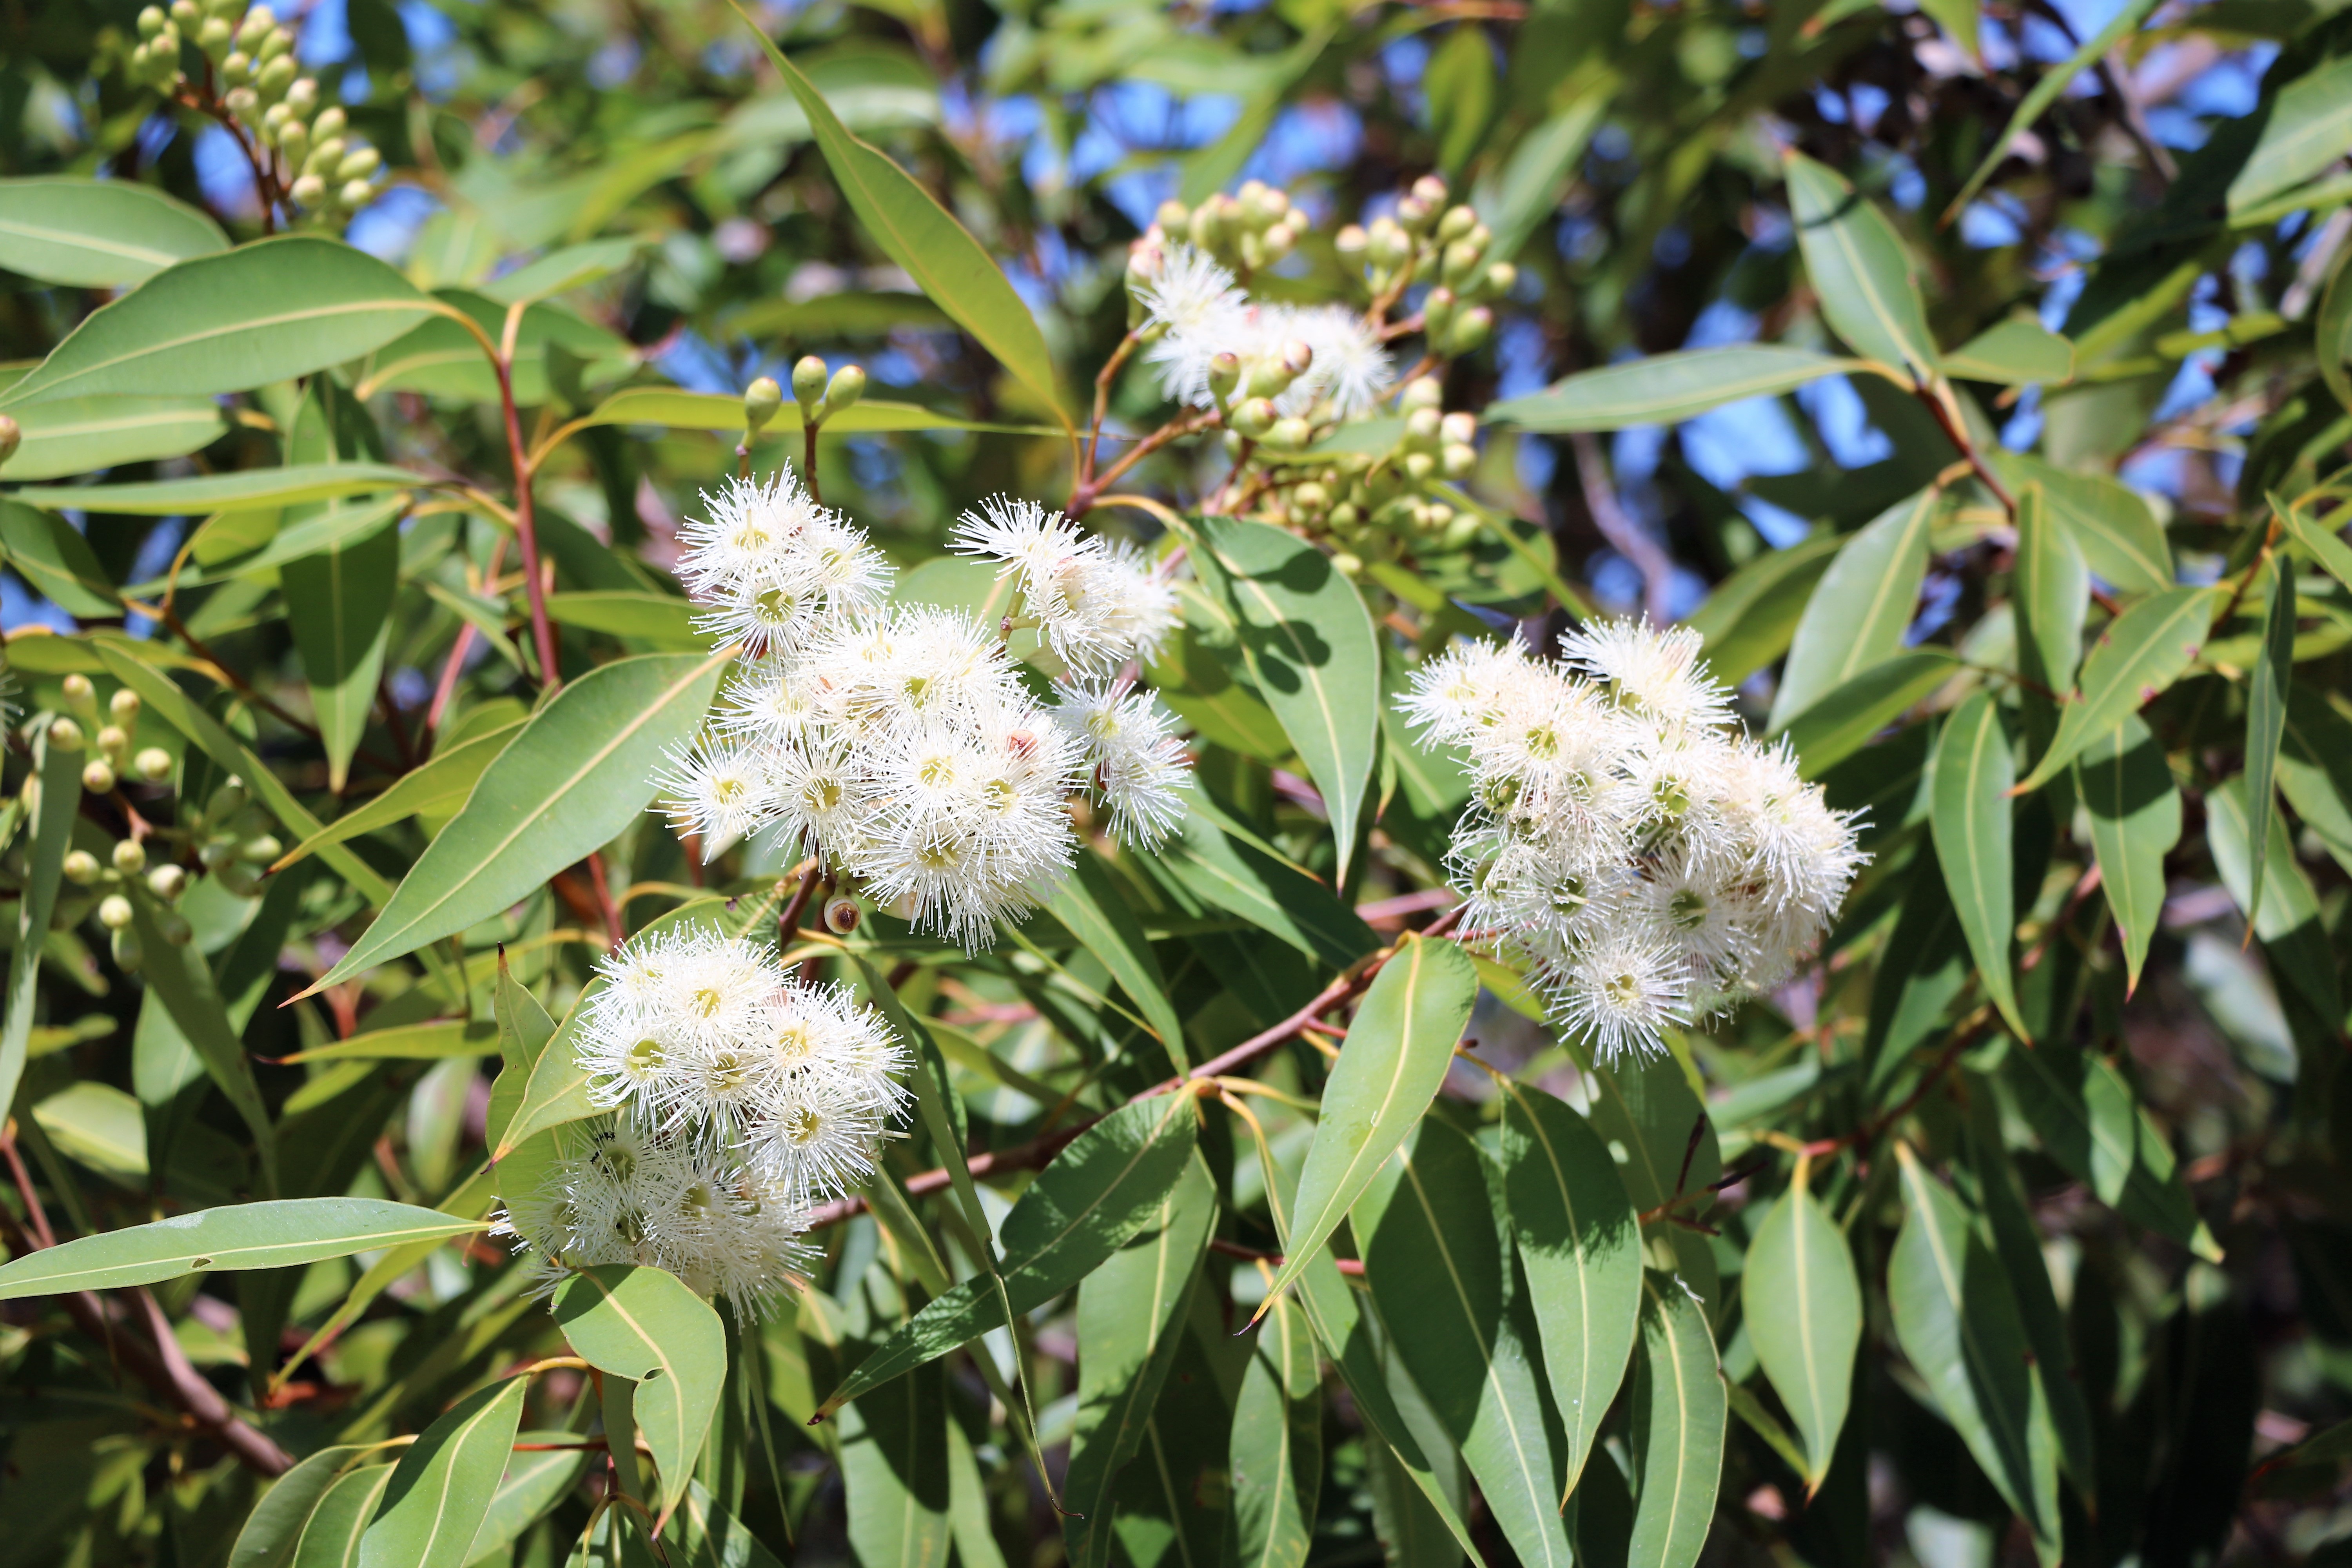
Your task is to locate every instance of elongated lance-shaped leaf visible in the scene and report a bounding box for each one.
[1684,530,1844,688]
[2003,1040,2221,1259]
[1778,648,1956,779]
[0,174,226,286]
[303,650,730,992]
[727,6,1065,428]
[1497,1082,1641,1501]
[284,510,402,793]
[1063,1156,1216,1568]
[1997,452,2173,595]
[2,393,227,481]
[1769,485,1938,728]
[1227,1288,1323,1568]
[1356,1119,1574,1568]
[1929,692,2028,1039]
[1579,1046,1723,1314]
[2016,586,2217,792]
[291,1463,396,1568]
[1628,1271,1727,1568]
[0,1197,487,1299]
[1784,152,1938,378]
[554,1265,729,1531]
[454,1432,590,1566]
[0,732,80,1121]
[272,720,523,873]
[356,1375,528,1568]
[2013,481,2088,741]
[839,1358,952,1568]
[227,1445,369,1568]
[2206,776,2343,1027]
[125,892,278,1189]
[1163,799,1379,970]
[1940,318,2074,385]
[1193,515,1383,885]
[1048,851,1187,1067]
[820,1090,1200,1413]
[2074,715,2179,996]
[0,500,121,613]
[1255,933,1477,1319]
[0,236,437,407]
[2244,553,2296,925]
[2226,54,2352,214]
[1485,346,1866,432]
[2281,494,2352,594]
[1888,1145,2062,1565]
[1945,0,2161,218]
[12,464,417,517]
[1742,1180,1860,1490]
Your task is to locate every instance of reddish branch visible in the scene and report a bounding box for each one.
[490,311,563,691]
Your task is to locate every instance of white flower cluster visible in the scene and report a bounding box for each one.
[496,923,911,1321]
[1399,619,1865,1061]
[658,469,1191,949]
[1135,241,1391,419]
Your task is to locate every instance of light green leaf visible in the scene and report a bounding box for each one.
[2004,1041,2220,1259]
[2280,496,2352,593]
[1497,1083,1639,1501]
[33,1082,147,1187]
[2074,715,2180,995]
[1993,452,2173,595]
[1485,347,1864,433]
[2013,481,2088,698]
[1743,1185,1860,1488]
[1776,649,1955,778]
[1475,89,1613,262]
[480,238,646,305]
[1888,1145,2060,1564]
[554,1264,729,1529]
[292,1464,397,1568]
[229,1446,370,1568]
[572,385,1056,438]
[2207,775,2342,1026]
[0,176,227,287]
[2280,682,2352,873]
[284,509,402,793]
[1257,934,1476,1316]
[1047,852,1187,1067]
[1228,1290,1323,1568]
[2244,555,2295,922]
[305,650,730,991]
[1784,152,1937,378]
[271,719,524,872]
[0,734,81,1116]
[0,394,225,480]
[730,11,1067,427]
[1356,1119,1573,1568]
[1627,1271,1726,1568]
[356,1375,529,1568]
[1162,801,1377,971]
[0,236,437,408]
[1769,486,1937,729]
[458,1433,590,1566]
[353,290,633,406]
[1193,515,1383,884]
[541,591,700,649]
[2318,254,2352,417]
[0,501,122,614]
[280,1019,500,1065]
[838,1361,951,1568]
[2227,55,2352,215]
[1929,693,2027,1039]
[1683,532,1843,689]
[136,495,416,596]
[0,1197,486,1299]
[126,891,277,1181]
[11,463,419,516]
[1940,318,2074,386]
[2016,586,2217,791]
[1579,1047,1722,1314]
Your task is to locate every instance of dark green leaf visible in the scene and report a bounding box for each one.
[1743,1185,1860,1487]
[2003,1043,2221,1259]
[1227,1290,1323,1568]
[290,1464,396,1568]
[283,509,401,793]
[0,733,81,1117]
[2243,555,2295,921]
[1047,853,1187,1067]
[270,720,524,873]
[554,1265,729,1527]
[228,1446,368,1568]
[1627,1271,1726,1568]
[2073,715,2180,995]
[356,1375,529,1568]
[1161,800,1378,970]
[1784,152,1937,377]
[1929,692,2027,1038]
[1769,486,1937,728]
[2017,586,2216,791]
[1682,532,1842,689]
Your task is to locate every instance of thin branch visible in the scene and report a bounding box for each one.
[489,301,562,691]
[1568,430,1674,625]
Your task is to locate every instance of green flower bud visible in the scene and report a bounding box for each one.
[223,86,260,122]
[1404,406,1442,446]
[1395,194,1432,234]
[62,673,98,722]
[221,49,252,83]
[256,52,296,99]
[791,355,829,417]
[1485,261,1517,298]
[95,724,130,759]
[337,145,381,182]
[256,25,292,62]
[743,375,782,434]
[1441,442,1477,479]
[47,716,85,753]
[111,690,141,728]
[197,15,233,61]
[1422,286,1459,342]
[310,104,344,139]
[98,894,134,931]
[1448,305,1493,354]
[169,0,200,27]
[236,5,276,47]
[198,837,236,869]
[138,5,169,36]
[134,747,173,782]
[1403,451,1436,482]
[339,178,374,209]
[825,363,865,412]
[1329,501,1361,528]
[1331,550,1364,579]
[112,838,147,875]
[82,759,117,794]
[289,173,326,208]
[1294,482,1328,512]
[206,780,247,821]
[1402,375,1443,412]
[1228,397,1276,439]
[1441,238,1483,289]
[1437,204,1477,244]
[1154,199,1189,233]
[1442,513,1482,550]
[203,0,243,21]
[1335,223,1368,261]
[303,136,345,176]
[1236,231,1264,272]
[1265,416,1312,449]
[283,76,318,115]
[0,413,18,469]
[148,864,187,900]
[111,927,143,973]
[275,116,307,160]
[1411,174,1450,207]
[62,850,102,886]
[1208,351,1242,403]
[240,833,282,864]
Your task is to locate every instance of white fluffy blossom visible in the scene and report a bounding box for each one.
[952,497,1178,672]
[679,470,893,654]
[1138,243,1391,419]
[1399,617,1864,1060]
[1055,678,1192,848]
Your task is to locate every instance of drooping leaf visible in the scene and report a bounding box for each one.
[8,462,418,516]
[125,892,278,1183]
[283,509,402,793]
[2003,1041,2221,1259]
[0,236,437,407]
[290,1464,397,1568]
[1161,800,1378,970]
[227,1445,368,1568]
[554,1265,730,1529]
[1626,1271,1727,1568]
[1192,515,1383,884]
[2226,55,2352,215]
[2243,554,2295,923]
[1485,347,1865,432]
[1929,692,2027,1039]
[1784,152,1938,377]
[1047,852,1187,1068]
[2013,481,2089,705]
[303,650,730,991]
[0,501,123,614]
[1578,1046,1724,1312]
[270,720,525,872]
[1256,933,1477,1316]
[1227,1289,1324,1568]
[0,733,81,1119]
[1496,1082,1640,1500]
[2016,586,2217,791]
[1682,531,1843,689]
[2074,715,2180,995]
[2205,775,2343,1026]
[355,1375,529,1568]
[838,1359,952,1568]
[1992,453,2173,595]
[571,385,1058,438]
[1743,1184,1860,1488]
[456,1433,590,1566]
[1768,487,1938,729]
[1939,318,2074,386]
[0,1198,486,1299]
[0,394,227,480]
[2280,495,2352,594]
[0,175,227,287]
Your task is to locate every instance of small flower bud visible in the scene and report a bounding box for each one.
[0,414,17,469]
[134,747,173,782]
[823,895,862,935]
[1403,375,1443,412]
[737,376,782,436]
[1405,406,1442,445]
[138,5,168,36]
[1411,174,1450,207]
[1208,351,1242,402]
[199,837,237,869]
[1404,450,1436,482]
[1442,442,1477,479]
[62,673,98,721]
[1155,199,1190,232]
[338,178,374,209]
[1449,305,1493,353]
[108,687,140,722]
[98,894,134,931]
[256,53,296,99]
[1335,223,1368,260]
[824,364,865,412]
[196,15,233,60]
[236,5,275,46]
[1265,416,1312,450]
[283,76,318,115]
[82,759,117,794]
[1329,501,1361,528]
[1442,238,1483,288]
[1294,482,1328,512]
[337,145,381,182]
[1423,286,1459,340]
[310,104,344,139]
[113,838,147,874]
[220,49,252,83]
[1395,195,1431,233]
[1279,338,1314,377]
[1228,397,1276,439]
[289,173,326,208]
[1485,261,1518,299]
[303,136,345,176]
[111,927,143,973]
[47,716,85,753]
[224,86,260,122]
[1437,204,1477,244]
[62,850,102,886]
[206,780,247,821]
[96,724,130,759]
[240,833,282,864]
[791,355,829,418]
[169,0,200,27]
[1441,412,1477,445]
[1332,550,1364,578]
[148,864,187,900]
[256,25,292,62]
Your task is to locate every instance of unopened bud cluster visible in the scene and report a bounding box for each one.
[1273,376,1485,579]
[1334,173,1514,357]
[1149,180,1307,279]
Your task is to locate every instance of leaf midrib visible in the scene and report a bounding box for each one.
[0,215,186,269]
[15,299,433,405]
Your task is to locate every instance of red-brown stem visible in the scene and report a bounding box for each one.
[803,420,824,505]
[491,310,562,691]
[585,851,624,946]
[1915,381,2016,515]
[776,862,822,945]
[1071,411,1218,518]
[1209,1237,1365,1276]
[424,535,511,746]
[1083,329,1144,490]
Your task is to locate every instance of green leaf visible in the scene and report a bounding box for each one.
[2206,775,2343,1026]
[479,238,647,305]
[281,1020,501,1065]
[1355,1119,1574,1568]
[2073,715,2180,995]
[1887,1145,2061,1564]
[1475,89,1612,261]
[2318,254,2352,417]
[11,464,419,517]
[1228,1290,1324,1568]
[540,591,699,649]
[572,385,1056,438]
[1578,1047,1722,1314]
[284,509,402,793]
[1496,1082,1640,1501]
[271,720,524,873]
[1943,0,2161,218]
[1775,649,1955,778]
[0,394,226,481]
[821,1091,1201,1412]
[291,1464,397,1568]
[2227,55,2352,215]
[305,650,730,991]
[0,733,82,1117]
[0,501,122,614]
[1743,1185,1860,1488]
[1627,1271,1727,1568]
[0,236,437,408]
[838,1360,952,1568]
[0,176,227,287]
[1062,1157,1216,1568]
[229,1446,369,1568]
[1485,347,1864,433]
[554,1264,730,1529]
[1161,800,1378,971]
[1683,532,1843,689]
[2244,555,2295,923]
[1939,318,2074,386]
[1993,454,2173,595]
[1929,693,2027,1039]
[97,642,394,905]
[1192,515,1383,884]
[356,1375,529,1568]
[1256,934,1476,1316]
[1768,486,1937,729]
[2003,1041,2220,1259]
[728,12,1066,427]
[0,1197,486,1299]
[353,291,633,406]
[458,1433,590,1566]
[1784,152,1938,378]
[2013,481,2089,699]
[1047,852,1187,1067]
[2279,682,2352,873]
[2280,496,2352,594]
[2016,586,2217,791]
[125,891,277,1183]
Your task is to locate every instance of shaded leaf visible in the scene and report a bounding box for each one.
[2227,55,2352,214]
[554,1265,729,1528]
[1929,692,2027,1038]
[271,720,524,872]
[2016,586,2216,791]
[1784,152,1937,377]
[2243,554,2295,921]
[1682,532,1843,689]
[228,1446,367,1568]
[1,394,226,481]
[0,176,226,286]
[1992,453,2174,597]
[1161,800,1378,970]
[1227,1289,1323,1568]
[2074,715,2180,995]
[838,1359,952,1568]
[291,1464,397,1568]
[356,1375,528,1568]
[0,501,122,614]
[1047,852,1187,1067]
[284,508,402,793]
[2004,1041,2220,1259]
[1627,1271,1727,1568]
[1769,487,1938,729]
[1940,318,2074,386]
[1744,1185,1860,1487]
[0,734,81,1117]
